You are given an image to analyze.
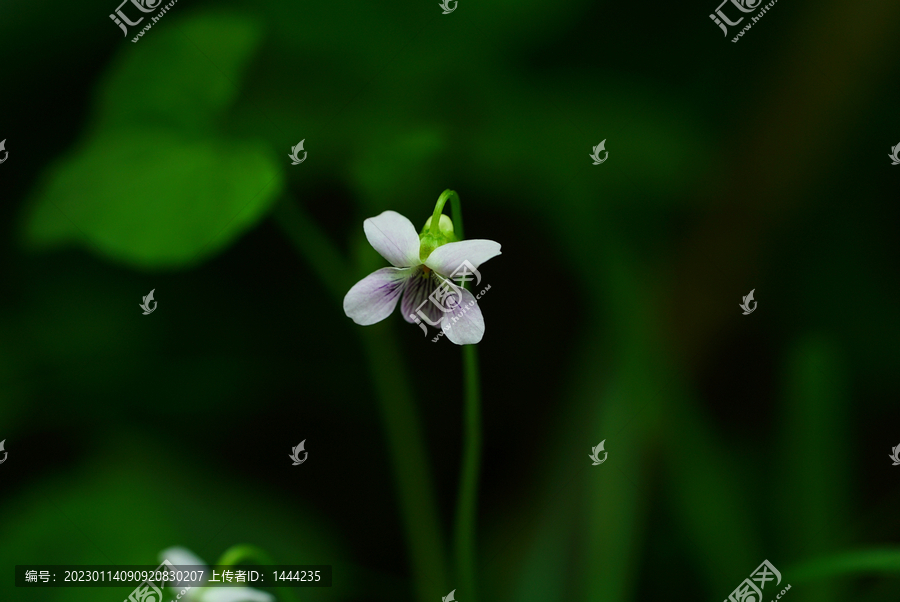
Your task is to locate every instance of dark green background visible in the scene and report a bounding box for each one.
[1,0,899,600]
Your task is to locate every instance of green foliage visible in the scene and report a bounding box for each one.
[3,2,899,602]
[21,12,282,270]
[96,13,264,133]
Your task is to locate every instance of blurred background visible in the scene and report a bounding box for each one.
[1,0,899,601]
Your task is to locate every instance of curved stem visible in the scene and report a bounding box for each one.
[214,544,298,602]
[216,544,275,567]
[431,190,458,235]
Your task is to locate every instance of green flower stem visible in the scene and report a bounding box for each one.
[359,323,450,601]
[449,192,464,239]
[213,544,298,602]
[448,190,481,602]
[454,344,482,602]
[431,190,459,235]
[273,195,449,602]
[786,548,900,582]
[216,544,276,567]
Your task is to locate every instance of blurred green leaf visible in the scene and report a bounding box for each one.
[20,11,280,269]
[97,12,264,133]
[23,128,282,268]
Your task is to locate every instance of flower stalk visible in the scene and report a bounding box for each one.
[430,190,457,235]
[455,343,482,602]
[216,545,299,602]
[277,190,491,602]
[443,190,482,602]
[274,195,450,601]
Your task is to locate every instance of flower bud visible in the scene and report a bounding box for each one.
[419,214,457,261]
[423,214,456,239]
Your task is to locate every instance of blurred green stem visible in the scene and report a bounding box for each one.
[359,324,449,600]
[448,191,480,602]
[786,548,900,582]
[271,196,350,302]
[273,195,449,602]
[215,544,298,602]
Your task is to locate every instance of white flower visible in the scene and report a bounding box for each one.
[159,547,273,602]
[342,210,501,344]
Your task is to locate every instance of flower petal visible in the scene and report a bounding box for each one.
[364,211,422,268]
[439,288,485,345]
[160,547,209,597]
[343,267,413,325]
[200,587,275,602]
[401,269,444,325]
[160,547,208,570]
[424,239,501,279]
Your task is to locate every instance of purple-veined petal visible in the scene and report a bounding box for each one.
[439,288,485,345]
[343,267,413,325]
[424,239,501,279]
[363,211,422,268]
[401,269,444,325]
